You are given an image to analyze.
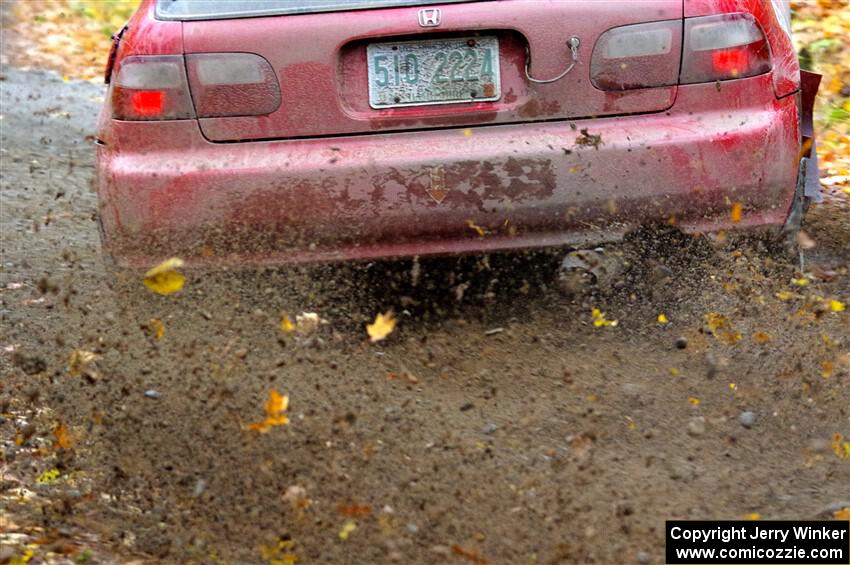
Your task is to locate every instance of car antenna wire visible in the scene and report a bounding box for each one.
[525,36,581,84]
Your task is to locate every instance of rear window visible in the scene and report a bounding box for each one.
[156,0,476,20]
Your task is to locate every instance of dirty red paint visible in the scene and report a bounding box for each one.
[97,0,803,268]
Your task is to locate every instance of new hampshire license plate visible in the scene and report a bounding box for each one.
[367,36,501,109]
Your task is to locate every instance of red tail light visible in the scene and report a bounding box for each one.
[131,91,165,116]
[711,48,749,74]
[185,53,281,118]
[591,12,771,91]
[111,55,195,120]
[680,13,771,84]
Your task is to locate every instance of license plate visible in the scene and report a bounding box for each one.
[367,36,501,109]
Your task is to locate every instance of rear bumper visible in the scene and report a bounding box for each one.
[97,77,800,268]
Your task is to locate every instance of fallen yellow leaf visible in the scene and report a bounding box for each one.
[149,318,165,339]
[705,312,729,331]
[244,390,290,433]
[36,468,60,485]
[752,331,771,344]
[718,331,742,345]
[259,539,298,565]
[367,311,396,342]
[53,423,75,449]
[790,277,809,287]
[688,396,700,406]
[591,307,618,328]
[832,433,850,460]
[280,314,295,333]
[834,507,850,520]
[339,520,357,541]
[143,257,185,295]
[742,512,761,520]
[657,313,669,325]
[705,313,741,344]
[829,299,846,312]
[67,350,97,377]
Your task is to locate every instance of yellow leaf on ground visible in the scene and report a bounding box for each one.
[832,433,850,460]
[36,468,60,484]
[143,257,185,295]
[718,331,742,345]
[829,299,846,312]
[657,313,669,325]
[259,539,298,565]
[367,311,396,342]
[53,422,75,449]
[742,513,761,520]
[67,350,97,377]
[339,520,357,541]
[148,318,165,339]
[705,313,741,344]
[705,312,729,331]
[280,315,295,333]
[834,508,850,520]
[591,307,618,328]
[752,331,771,344]
[244,390,290,433]
[688,396,700,406]
[790,277,809,286]
[9,548,34,565]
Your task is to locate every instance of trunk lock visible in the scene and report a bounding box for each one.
[525,36,581,84]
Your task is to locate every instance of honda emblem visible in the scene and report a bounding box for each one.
[418,8,441,27]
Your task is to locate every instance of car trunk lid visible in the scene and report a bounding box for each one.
[180,0,683,142]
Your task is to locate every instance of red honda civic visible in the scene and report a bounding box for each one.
[96,0,820,269]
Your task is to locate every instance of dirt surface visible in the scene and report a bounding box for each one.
[1,66,849,565]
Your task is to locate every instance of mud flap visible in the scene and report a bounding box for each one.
[784,157,808,236]
[800,70,822,202]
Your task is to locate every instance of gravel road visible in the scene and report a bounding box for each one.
[1,68,848,564]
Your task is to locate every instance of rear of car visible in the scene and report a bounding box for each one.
[96,0,805,268]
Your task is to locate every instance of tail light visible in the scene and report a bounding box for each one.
[680,13,771,84]
[112,55,195,120]
[591,20,682,90]
[591,12,771,91]
[185,53,280,118]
